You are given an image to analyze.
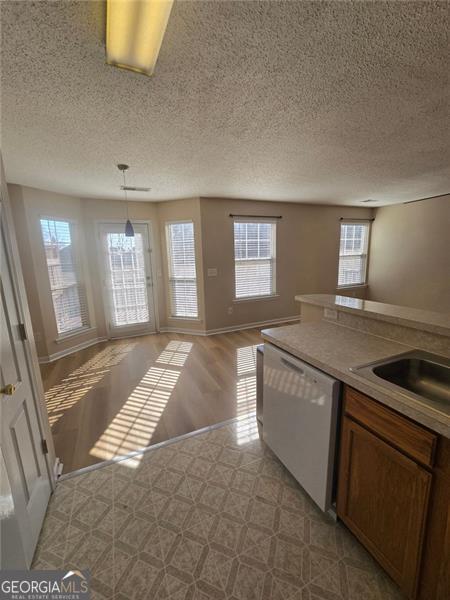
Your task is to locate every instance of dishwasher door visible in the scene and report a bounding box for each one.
[263,343,341,513]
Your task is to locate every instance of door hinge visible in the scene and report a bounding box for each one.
[18,323,27,340]
[42,439,49,455]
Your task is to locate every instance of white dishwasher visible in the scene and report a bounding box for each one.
[263,343,341,514]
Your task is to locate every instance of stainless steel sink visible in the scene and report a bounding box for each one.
[351,350,450,415]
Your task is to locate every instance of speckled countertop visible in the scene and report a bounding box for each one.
[262,321,450,438]
[295,294,450,337]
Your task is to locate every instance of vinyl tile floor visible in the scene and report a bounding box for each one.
[33,415,403,600]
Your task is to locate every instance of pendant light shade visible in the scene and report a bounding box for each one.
[125,219,135,237]
[117,163,135,237]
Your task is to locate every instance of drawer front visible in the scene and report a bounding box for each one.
[344,387,437,467]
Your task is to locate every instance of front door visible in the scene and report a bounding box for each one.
[99,223,156,338]
[1,202,52,568]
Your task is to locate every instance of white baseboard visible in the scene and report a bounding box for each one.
[160,315,299,336]
[38,316,300,362]
[158,326,208,336]
[38,336,108,364]
[204,315,300,335]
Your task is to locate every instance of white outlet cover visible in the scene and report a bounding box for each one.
[207,268,218,277]
[324,308,338,320]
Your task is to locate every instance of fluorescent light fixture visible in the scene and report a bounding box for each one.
[106,0,174,76]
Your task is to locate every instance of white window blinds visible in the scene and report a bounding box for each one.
[234,220,276,299]
[40,218,89,335]
[103,232,150,327]
[338,222,370,287]
[166,221,198,318]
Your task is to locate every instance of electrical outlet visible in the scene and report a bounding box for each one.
[227,307,233,315]
[207,268,218,277]
[324,308,338,320]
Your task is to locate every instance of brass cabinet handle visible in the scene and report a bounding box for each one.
[1,383,16,395]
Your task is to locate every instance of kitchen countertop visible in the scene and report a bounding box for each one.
[295,294,450,337]
[262,321,450,438]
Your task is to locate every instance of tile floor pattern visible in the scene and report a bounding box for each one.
[33,415,403,600]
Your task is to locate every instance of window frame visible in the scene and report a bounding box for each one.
[39,216,91,338]
[233,218,277,301]
[337,220,371,288]
[165,219,199,320]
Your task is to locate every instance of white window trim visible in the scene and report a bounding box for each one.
[39,215,91,336]
[337,220,371,288]
[55,325,96,343]
[165,220,199,319]
[233,294,280,304]
[233,218,277,300]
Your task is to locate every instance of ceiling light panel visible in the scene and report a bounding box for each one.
[106,0,174,76]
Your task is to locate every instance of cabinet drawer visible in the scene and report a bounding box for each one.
[344,387,437,467]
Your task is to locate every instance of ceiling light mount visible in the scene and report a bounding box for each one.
[121,186,151,192]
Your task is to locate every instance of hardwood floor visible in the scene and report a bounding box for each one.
[40,329,264,473]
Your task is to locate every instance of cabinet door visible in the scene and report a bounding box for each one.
[337,416,431,599]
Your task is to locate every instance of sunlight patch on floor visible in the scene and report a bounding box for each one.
[90,341,192,467]
[235,344,259,444]
[44,342,137,426]
[234,413,260,446]
[236,344,257,376]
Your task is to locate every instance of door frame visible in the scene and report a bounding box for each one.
[1,165,56,489]
[96,219,160,339]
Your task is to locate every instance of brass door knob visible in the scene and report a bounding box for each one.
[1,383,16,395]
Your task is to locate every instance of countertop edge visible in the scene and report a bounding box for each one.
[262,330,450,439]
[295,294,450,337]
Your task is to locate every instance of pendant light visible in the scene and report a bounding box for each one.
[117,164,134,237]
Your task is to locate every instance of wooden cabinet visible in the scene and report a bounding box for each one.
[418,436,450,600]
[336,385,450,599]
[337,415,431,598]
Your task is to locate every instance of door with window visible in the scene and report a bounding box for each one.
[99,223,156,337]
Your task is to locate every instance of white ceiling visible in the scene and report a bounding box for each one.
[1,0,449,205]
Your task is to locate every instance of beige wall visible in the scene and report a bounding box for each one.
[8,184,167,360]
[8,182,377,359]
[368,196,450,313]
[8,184,98,359]
[8,183,209,359]
[200,197,373,331]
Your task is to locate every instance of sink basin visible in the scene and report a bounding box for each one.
[351,351,450,415]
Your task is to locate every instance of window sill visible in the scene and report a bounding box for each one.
[233,294,280,303]
[55,326,96,344]
[168,316,202,322]
[336,284,368,290]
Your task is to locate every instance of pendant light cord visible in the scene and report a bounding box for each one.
[122,169,129,219]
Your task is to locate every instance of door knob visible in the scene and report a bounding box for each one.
[1,383,16,395]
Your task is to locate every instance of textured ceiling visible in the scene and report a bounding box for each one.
[1,0,449,205]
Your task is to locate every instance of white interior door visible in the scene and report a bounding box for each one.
[99,223,156,338]
[1,206,52,568]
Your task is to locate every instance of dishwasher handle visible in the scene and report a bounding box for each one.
[281,357,305,376]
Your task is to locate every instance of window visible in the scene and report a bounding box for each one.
[234,220,276,299]
[337,222,370,287]
[40,218,89,335]
[166,221,198,318]
[103,231,150,327]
